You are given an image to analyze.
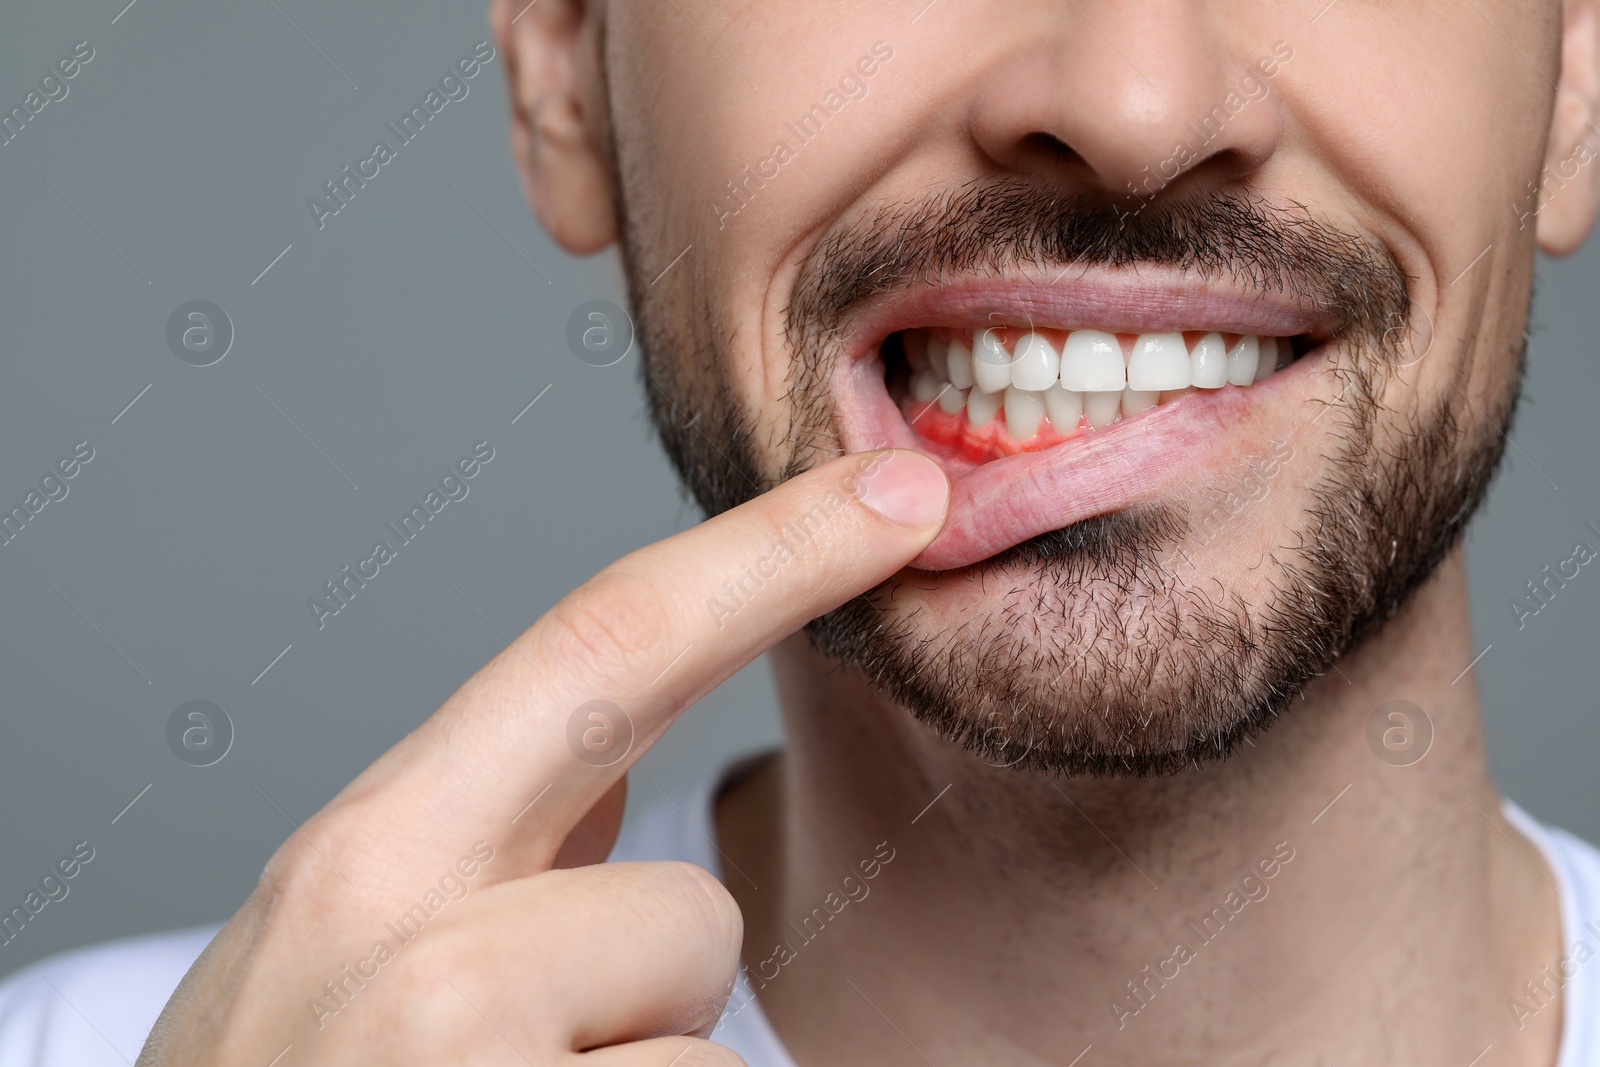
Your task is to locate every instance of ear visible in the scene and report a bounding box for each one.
[490,0,617,254]
[1537,0,1600,256]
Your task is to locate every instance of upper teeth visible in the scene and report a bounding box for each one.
[905,327,1285,434]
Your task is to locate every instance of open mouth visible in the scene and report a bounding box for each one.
[886,326,1314,467]
[825,275,1333,570]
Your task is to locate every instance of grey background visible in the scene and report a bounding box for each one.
[0,0,1594,979]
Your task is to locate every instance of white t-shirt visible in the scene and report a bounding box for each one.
[0,780,1593,1067]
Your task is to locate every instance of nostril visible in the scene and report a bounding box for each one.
[1021,131,1080,166]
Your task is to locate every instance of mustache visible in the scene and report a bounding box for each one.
[786,180,1412,361]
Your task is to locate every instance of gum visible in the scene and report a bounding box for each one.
[900,395,1084,464]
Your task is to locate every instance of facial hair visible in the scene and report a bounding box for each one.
[617,181,1518,776]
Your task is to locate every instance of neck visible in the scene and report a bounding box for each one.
[718,550,1564,1066]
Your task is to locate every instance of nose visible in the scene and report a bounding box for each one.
[969,1,1285,200]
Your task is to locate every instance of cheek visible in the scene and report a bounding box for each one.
[1291,13,1548,223]
[1285,14,1549,317]
[1281,12,1549,422]
[611,10,898,459]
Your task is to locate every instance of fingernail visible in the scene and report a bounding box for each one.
[852,450,949,528]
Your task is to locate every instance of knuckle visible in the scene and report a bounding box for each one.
[258,820,351,901]
[541,569,675,681]
[387,927,472,994]
[751,504,818,569]
[378,936,500,1048]
[255,805,386,905]
[778,470,863,541]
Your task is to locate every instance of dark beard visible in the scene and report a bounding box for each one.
[805,380,1514,777]
[618,180,1519,777]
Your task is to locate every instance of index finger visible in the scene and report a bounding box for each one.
[329,448,948,878]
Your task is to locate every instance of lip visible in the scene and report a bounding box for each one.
[826,268,1333,570]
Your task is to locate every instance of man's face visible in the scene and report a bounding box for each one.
[513,0,1597,773]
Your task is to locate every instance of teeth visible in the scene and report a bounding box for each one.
[926,334,949,380]
[1060,330,1126,392]
[938,385,968,414]
[946,337,975,390]
[1084,391,1121,429]
[1225,335,1259,386]
[905,332,929,373]
[1254,336,1278,382]
[910,369,942,402]
[1122,389,1160,417]
[1044,385,1083,432]
[966,386,1002,427]
[972,328,1013,394]
[902,327,1294,441]
[1011,332,1061,391]
[1004,387,1045,439]
[1126,332,1190,391]
[1189,332,1228,389]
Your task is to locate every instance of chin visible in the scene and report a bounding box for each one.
[803,511,1291,777]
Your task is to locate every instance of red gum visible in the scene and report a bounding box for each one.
[908,327,1271,463]
[902,396,1082,463]
[831,273,1333,571]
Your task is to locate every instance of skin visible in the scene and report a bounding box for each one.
[504,0,1600,1063]
[138,0,1600,1064]
[137,450,951,1065]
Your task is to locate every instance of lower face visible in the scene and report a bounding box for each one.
[608,1,1548,774]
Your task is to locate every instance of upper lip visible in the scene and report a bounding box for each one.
[831,265,1337,363]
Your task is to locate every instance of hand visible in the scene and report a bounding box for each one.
[137,450,949,1067]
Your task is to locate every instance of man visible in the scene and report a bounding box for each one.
[2,0,1598,1063]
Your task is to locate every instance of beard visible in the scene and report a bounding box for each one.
[617,180,1519,776]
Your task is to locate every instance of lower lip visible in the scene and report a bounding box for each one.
[833,349,1318,570]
